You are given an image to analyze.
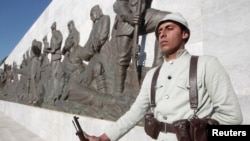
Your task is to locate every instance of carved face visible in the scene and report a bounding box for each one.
[157,21,189,57]
[68,22,74,33]
[90,5,102,23]
[32,46,41,57]
[90,9,98,23]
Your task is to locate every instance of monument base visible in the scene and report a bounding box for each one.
[0,100,153,141]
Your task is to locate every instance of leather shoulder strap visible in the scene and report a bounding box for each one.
[189,56,199,109]
[150,65,162,108]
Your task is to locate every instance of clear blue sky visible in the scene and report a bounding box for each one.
[0,0,51,62]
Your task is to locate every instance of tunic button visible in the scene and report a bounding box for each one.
[168,76,172,80]
[165,95,169,99]
[163,116,168,120]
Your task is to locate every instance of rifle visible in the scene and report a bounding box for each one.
[72,116,89,141]
[132,0,142,85]
[132,0,142,67]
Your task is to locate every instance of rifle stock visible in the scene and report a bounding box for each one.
[72,116,89,141]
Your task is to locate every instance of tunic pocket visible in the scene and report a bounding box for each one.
[177,78,203,91]
[176,78,189,90]
[155,82,164,93]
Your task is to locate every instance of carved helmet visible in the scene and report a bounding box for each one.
[155,12,190,42]
[51,22,57,29]
[31,39,42,57]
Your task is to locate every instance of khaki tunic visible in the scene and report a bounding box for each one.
[105,49,243,141]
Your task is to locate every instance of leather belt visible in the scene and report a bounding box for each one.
[160,122,176,133]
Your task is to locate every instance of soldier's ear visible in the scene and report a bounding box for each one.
[182,30,189,41]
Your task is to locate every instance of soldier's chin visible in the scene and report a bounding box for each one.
[161,49,179,57]
[160,50,172,56]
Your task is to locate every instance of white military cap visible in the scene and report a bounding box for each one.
[155,12,190,41]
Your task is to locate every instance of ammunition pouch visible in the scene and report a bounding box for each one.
[144,114,219,141]
[173,118,219,141]
[144,113,161,139]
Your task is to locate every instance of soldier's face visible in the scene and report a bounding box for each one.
[157,21,188,56]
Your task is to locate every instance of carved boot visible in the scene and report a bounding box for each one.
[95,74,107,94]
[116,66,127,93]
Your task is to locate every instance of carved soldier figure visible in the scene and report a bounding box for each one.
[4,64,13,97]
[41,35,51,81]
[11,61,19,101]
[42,35,50,53]
[12,62,19,83]
[113,0,170,93]
[30,39,42,105]
[44,22,63,105]
[0,69,6,88]
[39,35,51,100]
[80,5,110,91]
[48,22,63,79]
[81,5,110,61]
[67,20,80,47]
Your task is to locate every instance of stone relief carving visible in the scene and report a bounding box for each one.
[13,51,31,103]
[0,1,170,121]
[40,35,51,98]
[29,39,43,106]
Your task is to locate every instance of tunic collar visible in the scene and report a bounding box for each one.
[163,49,190,63]
[177,49,189,57]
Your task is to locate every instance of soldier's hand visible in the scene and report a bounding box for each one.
[84,133,110,141]
[92,39,102,53]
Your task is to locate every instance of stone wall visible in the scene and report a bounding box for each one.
[0,100,152,141]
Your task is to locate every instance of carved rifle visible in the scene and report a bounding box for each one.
[132,0,142,83]
[72,116,89,141]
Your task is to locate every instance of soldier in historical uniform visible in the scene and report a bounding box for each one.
[84,12,243,141]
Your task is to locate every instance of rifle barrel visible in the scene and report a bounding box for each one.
[72,120,78,131]
[74,116,83,132]
[133,0,142,65]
